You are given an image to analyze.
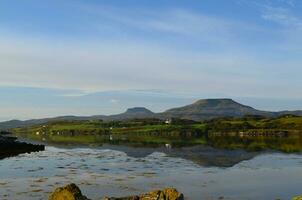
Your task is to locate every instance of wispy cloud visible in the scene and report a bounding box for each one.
[279,0,296,7]
[75,4,236,46]
[243,0,302,29]
[0,2,301,97]
[261,6,302,29]
[109,99,119,104]
[0,0,302,120]
[0,12,265,94]
[238,0,302,52]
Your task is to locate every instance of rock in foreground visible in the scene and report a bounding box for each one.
[104,187,184,200]
[49,184,184,200]
[49,184,90,200]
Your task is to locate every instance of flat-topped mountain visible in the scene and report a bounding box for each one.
[125,107,154,115]
[159,99,273,121]
[0,98,301,129]
[106,107,155,120]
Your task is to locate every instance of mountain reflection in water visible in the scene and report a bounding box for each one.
[100,144,260,168]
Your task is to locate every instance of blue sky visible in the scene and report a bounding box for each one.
[0,0,302,120]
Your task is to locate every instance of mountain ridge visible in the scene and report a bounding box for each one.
[0,98,301,129]
[159,98,275,121]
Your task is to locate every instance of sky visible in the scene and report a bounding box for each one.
[0,0,302,121]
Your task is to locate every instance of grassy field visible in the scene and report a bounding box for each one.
[11,115,302,152]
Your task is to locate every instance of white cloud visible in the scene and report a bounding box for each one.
[0,32,256,93]
[0,4,302,99]
[1,34,301,99]
[279,0,296,7]
[75,4,239,46]
[110,99,119,104]
[261,6,302,29]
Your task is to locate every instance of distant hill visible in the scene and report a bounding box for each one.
[106,107,155,121]
[278,110,302,116]
[0,107,154,129]
[158,99,274,121]
[0,116,105,130]
[0,98,301,129]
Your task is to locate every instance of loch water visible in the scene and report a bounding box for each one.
[0,144,302,200]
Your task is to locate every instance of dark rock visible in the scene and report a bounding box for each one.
[0,135,44,159]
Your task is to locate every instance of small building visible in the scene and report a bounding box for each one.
[165,119,172,124]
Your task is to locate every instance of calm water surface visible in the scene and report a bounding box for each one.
[0,144,302,200]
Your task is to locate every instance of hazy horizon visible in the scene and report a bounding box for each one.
[1,93,302,122]
[1,0,302,120]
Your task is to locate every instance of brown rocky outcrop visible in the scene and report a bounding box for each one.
[48,183,90,200]
[104,187,184,200]
[49,184,184,200]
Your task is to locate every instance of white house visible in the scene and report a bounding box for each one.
[165,119,172,124]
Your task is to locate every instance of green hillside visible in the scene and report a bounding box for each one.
[11,115,302,152]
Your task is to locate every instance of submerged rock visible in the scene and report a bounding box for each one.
[49,184,184,200]
[48,183,90,200]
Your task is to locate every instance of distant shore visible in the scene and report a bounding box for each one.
[10,115,302,153]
